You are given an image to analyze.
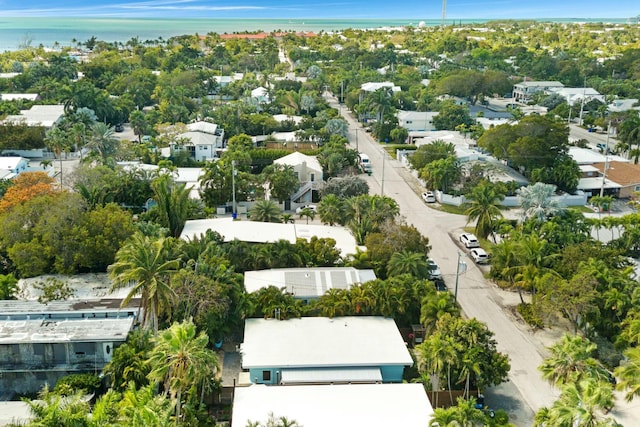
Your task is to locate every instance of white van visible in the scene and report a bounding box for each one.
[358,152,372,174]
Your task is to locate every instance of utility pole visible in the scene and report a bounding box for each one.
[232,160,237,219]
[381,148,386,196]
[599,120,611,198]
[454,251,466,302]
[355,128,359,151]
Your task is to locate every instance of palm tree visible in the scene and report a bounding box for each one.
[464,181,504,240]
[417,331,458,405]
[387,251,429,278]
[25,387,90,427]
[543,378,616,427]
[420,292,459,335]
[147,319,219,421]
[517,182,562,222]
[298,207,316,224]
[44,126,70,187]
[151,175,191,238]
[108,233,180,333]
[539,334,609,386]
[250,199,282,222]
[86,122,119,163]
[615,346,640,402]
[317,194,344,226]
[117,383,174,427]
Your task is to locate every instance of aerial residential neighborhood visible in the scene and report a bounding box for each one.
[0,17,640,427]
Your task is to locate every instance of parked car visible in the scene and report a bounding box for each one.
[459,232,480,248]
[296,204,317,214]
[470,248,489,264]
[115,123,124,132]
[427,258,442,280]
[422,191,436,203]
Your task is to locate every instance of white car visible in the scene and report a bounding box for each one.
[427,258,442,280]
[459,232,480,248]
[296,204,317,214]
[470,248,489,264]
[422,191,436,203]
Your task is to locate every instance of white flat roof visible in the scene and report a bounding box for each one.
[241,316,413,369]
[0,316,134,344]
[244,267,376,297]
[181,218,359,257]
[578,177,621,190]
[231,383,433,427]
[3,105,64,127]
[569,147,629,165]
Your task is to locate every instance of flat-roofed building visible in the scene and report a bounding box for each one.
[231,383,433,427]
[244,267,376,300]
[240,316,413,385]
[0,300,137,394]
[180,218,359,257]
[3,104,64,128]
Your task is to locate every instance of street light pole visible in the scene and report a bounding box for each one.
[381,151,386,196]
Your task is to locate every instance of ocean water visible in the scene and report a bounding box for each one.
[0,17,631,52]
[0,18,427,51]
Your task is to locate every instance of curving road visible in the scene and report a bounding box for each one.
[325,93,640,426]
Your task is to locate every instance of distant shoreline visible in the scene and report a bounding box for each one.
[0,17,634,52]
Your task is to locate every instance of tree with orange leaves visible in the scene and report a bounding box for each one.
[0,171,58,213]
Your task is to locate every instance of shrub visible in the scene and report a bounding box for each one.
[516,303,545,329]
[53,373,101,395]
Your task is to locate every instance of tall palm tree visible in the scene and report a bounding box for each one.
[417,331,458,405]
[464,181,504,240]
[615,346,640,402]
[109,233,180,333]
[387,251,429,278]
[250,199,282,222]
[147,319,219,422]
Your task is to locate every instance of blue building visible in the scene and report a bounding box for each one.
[240,316,413,385]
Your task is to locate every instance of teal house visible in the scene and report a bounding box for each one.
[240,316,412,385]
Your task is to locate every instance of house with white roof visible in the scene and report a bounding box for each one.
[3,104,64,128]
[240,316,413,385]
[360,81,401,97]
[0,300,137,394]
[117,161,204,199]
[512,81,564,103]
[171,120,224,161]
[0,93,40,102]
[396,110,438,132]
[274,151,323,203]
[608,98,639,113]
[250,86,270,104]
[547,87,605,105]
[180,218,359,257]
[231,383,433,427]
[272,113,303,125]
[0,156,29,180]
[244,267,376,301]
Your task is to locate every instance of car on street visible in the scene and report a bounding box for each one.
[460,232,480,248]
[427,258,442,280]
[422,191,436,203]
[296,204,317,214]
[470,248,489,264]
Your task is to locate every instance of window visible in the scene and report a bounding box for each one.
[310,173,315,182]
[262,370,271,381]
[635,185,640,192]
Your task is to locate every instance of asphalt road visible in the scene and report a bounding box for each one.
[328,94,640,426]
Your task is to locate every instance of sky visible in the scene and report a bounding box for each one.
[0,0,637,20]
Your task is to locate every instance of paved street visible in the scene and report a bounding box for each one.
[327,94,640,426]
